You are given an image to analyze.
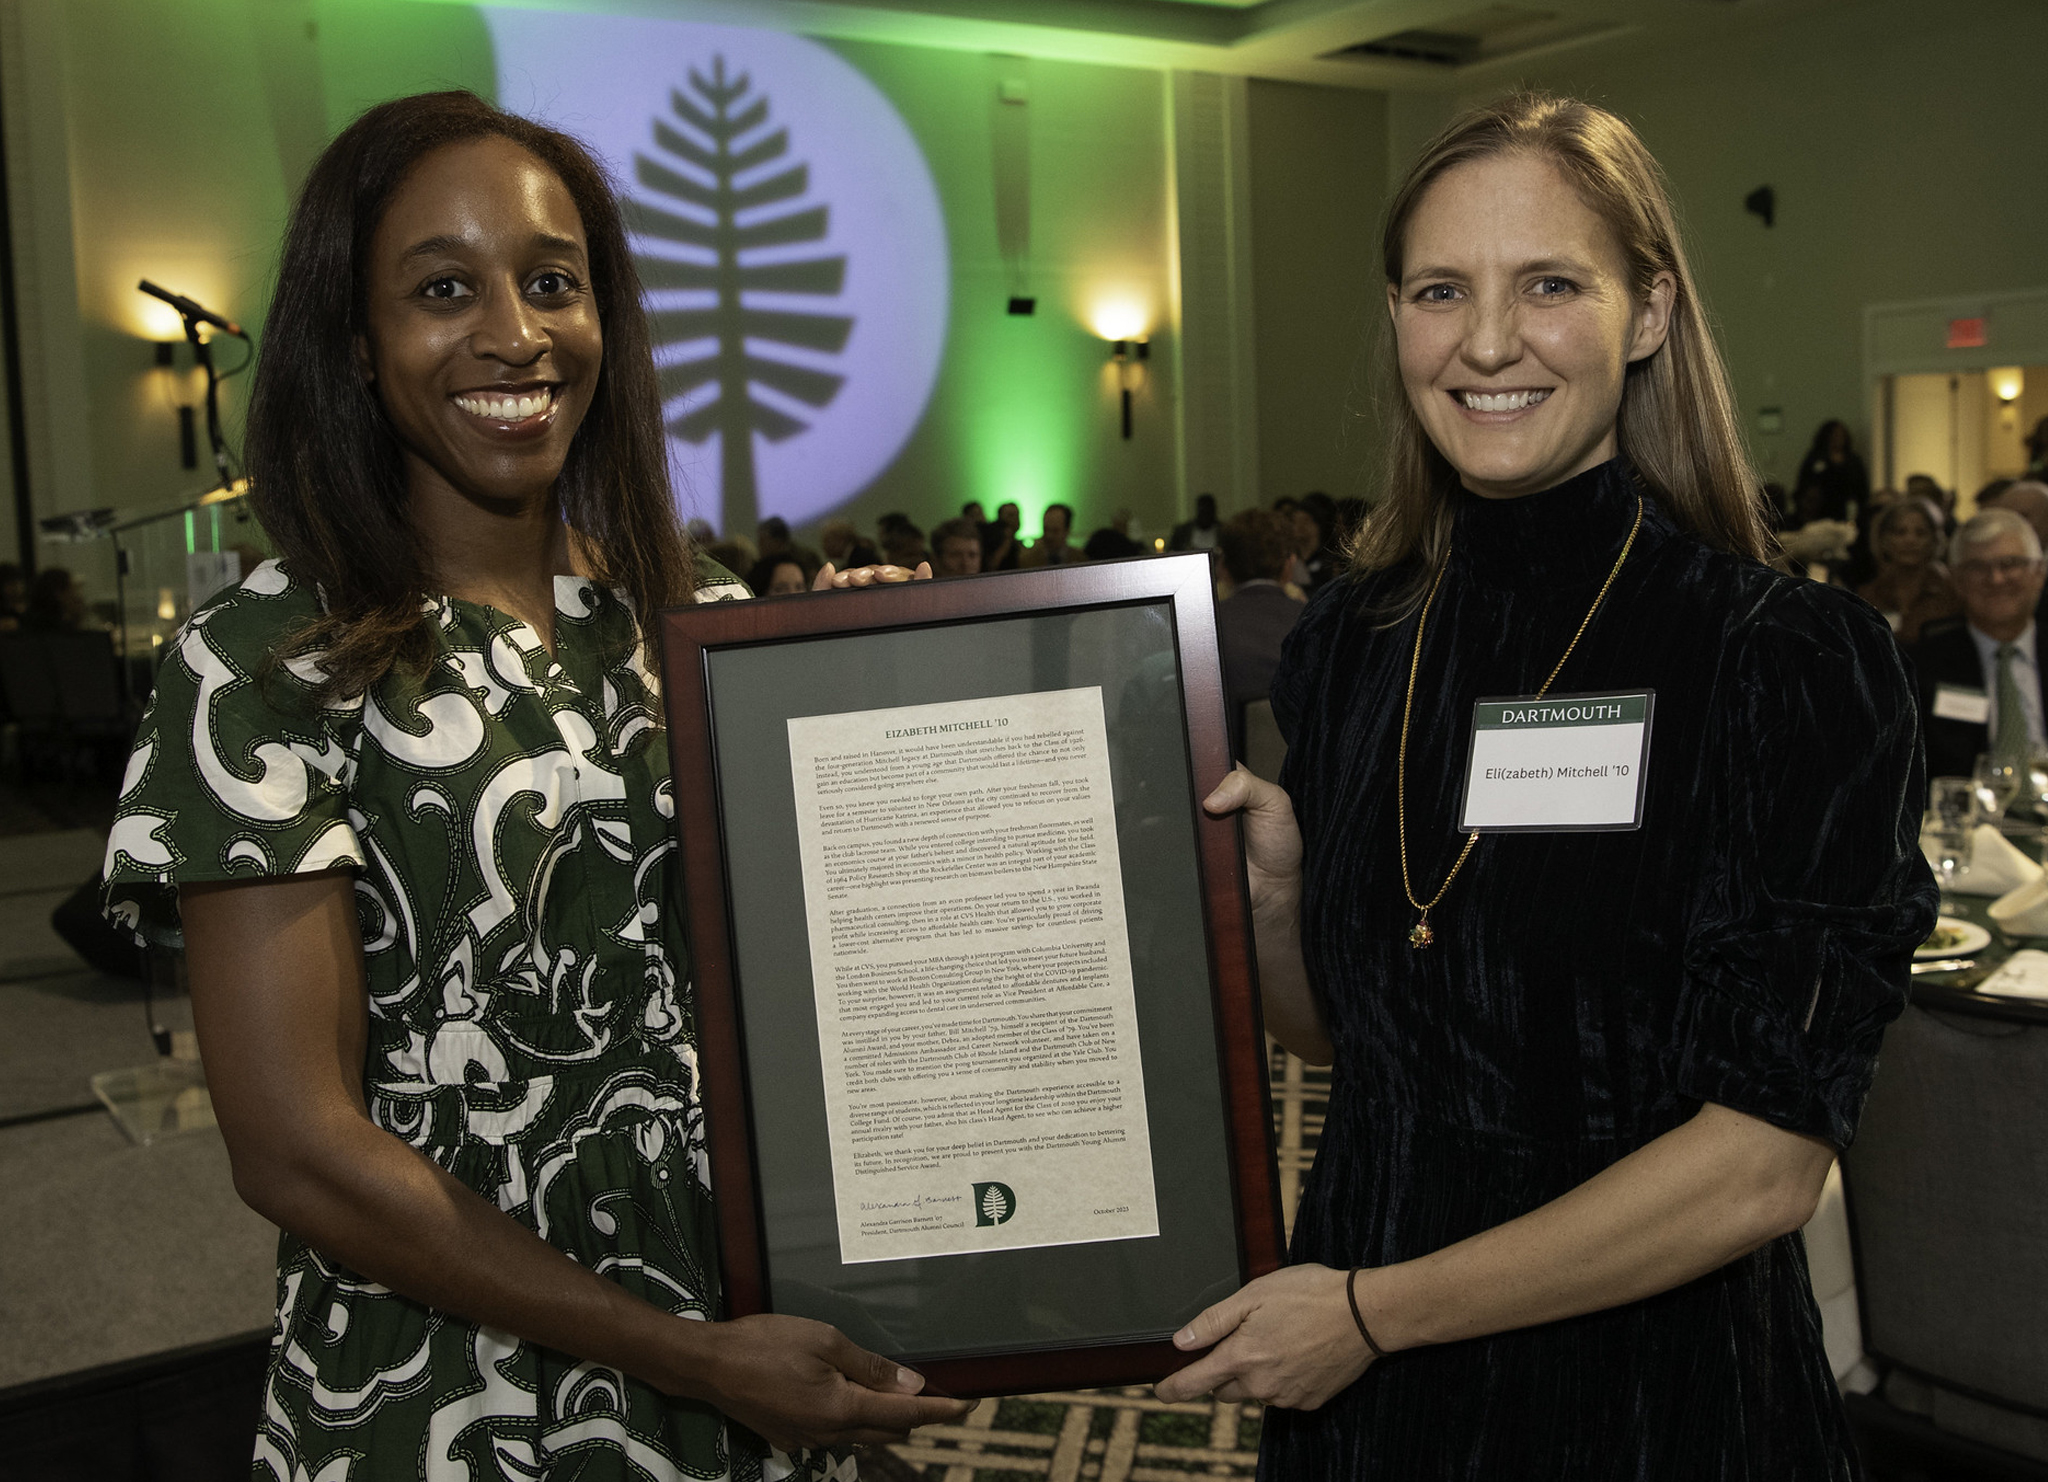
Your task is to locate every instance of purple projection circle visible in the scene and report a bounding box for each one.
[486,11,950,533]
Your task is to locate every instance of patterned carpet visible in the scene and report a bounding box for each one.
[869,1043,1330,1481]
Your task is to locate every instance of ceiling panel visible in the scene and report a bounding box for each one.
[616,0,1890,91]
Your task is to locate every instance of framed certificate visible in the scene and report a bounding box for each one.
[658,554,1285,1397]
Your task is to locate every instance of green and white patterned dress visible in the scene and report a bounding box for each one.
[104,557,847,1482]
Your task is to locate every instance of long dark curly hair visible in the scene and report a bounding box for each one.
[247,90,691,700]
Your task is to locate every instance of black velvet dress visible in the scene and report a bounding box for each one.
[1261,457,1937,1481]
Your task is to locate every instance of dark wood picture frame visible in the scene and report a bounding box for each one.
[658,554,1285,1397]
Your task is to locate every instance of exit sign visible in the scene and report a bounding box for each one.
[1948,317,1988,349]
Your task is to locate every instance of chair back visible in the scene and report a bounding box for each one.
[0,635,61,724]
[1844,996,2048,1438]
[46,631,121,723]
[0,631,122,729]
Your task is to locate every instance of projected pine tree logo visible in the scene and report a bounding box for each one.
[628,57,852,534]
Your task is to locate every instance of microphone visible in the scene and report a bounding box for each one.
[138,279,244,338]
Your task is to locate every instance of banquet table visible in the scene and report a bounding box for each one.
[1804,827,2048,1392]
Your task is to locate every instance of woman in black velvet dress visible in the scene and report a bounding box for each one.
[1156,94,1936,1479]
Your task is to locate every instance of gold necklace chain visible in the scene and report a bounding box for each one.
[1396,494,1643,948]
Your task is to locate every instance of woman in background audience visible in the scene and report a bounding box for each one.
[0,564,26,630]
[760,552,819,595]
[22,568,87,631]
[1793,418,1870,526]
[818,517,881,572]
[1856,496,1959,642]
[1904,472,1954,529]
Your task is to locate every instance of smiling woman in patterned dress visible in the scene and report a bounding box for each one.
[102,91,962,1482]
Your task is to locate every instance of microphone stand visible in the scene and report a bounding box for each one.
[180,311,234,492]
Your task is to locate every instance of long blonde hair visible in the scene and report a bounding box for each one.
[1349,93,1773,606]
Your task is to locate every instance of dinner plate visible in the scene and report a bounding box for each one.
[1916,918,1991,958]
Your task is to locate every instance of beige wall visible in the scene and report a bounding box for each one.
[1471,0,2048,491]
[1243,79,1387,510]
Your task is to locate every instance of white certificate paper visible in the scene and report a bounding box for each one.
[787,688,1161,1264]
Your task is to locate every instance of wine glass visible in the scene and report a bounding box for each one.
[2025,747,2048,823]
[1973,753,2022,823]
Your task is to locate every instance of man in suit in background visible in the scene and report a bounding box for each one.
[1983,479,2048,628]
[1215,509,1304,761]
[1912,506,2048,780]
[1020,503,1083,567]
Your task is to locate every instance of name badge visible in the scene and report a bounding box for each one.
[1933,683,1991,725]
[1458,690,1654,833]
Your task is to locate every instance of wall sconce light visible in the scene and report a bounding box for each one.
[1110,338,1149,440]
[1990,366,2025,404]
[1088,296,1152,439]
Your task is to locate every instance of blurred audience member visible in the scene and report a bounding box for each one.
[819,518,881,572]
[1084,509,1143,561]
[1977,477,2016,513]
[752,516,825,588]
[23,567,86,631]
[1290,495,1337,591]
[1021,503,1083,567]
[1911,507,2046,778]
[931,518,984,578]
[1855,497,1959,643]
[982,501,1023,571]
[756,516,794,562]
[751,545,820,597]
[1990,481,2048,626]
[1792,419,1870,525]
[0,564,25,631]
[1990,480,2048,545]
[882,521,930,571]
[960,500,987,526]
[761,558,810,596]
[1170,494,1221,552]
[1215,510,1303,759]
[1835,483,1906,588]
[2027,415,2048,479]
[1904,473,1953,528]
[685,517,716,546]
[704,539,754,580]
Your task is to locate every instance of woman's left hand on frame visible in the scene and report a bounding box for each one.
[812,561,932,589]
[1153,1263,1374,1410]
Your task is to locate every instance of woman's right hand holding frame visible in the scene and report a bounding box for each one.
[1202,764,1331,1064]
[179,871,971,1453]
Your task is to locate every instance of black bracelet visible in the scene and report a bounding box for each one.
[1346,1266,1388,1359]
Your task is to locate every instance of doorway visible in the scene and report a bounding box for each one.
[1879,366,2047,512]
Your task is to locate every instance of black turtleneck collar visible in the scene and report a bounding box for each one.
[1451,455,1662,589]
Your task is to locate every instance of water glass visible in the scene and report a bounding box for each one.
[1921,807,1975,908]
[1973,753,2022,822]
[2026,748,2048,821]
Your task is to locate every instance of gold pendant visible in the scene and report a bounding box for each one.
[1408,916,1435,948]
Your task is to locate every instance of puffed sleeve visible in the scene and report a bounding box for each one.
[102,560,366,946]
[1674,582,1938,1147]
